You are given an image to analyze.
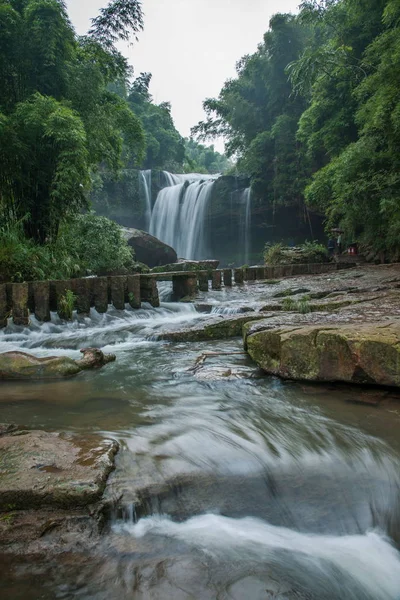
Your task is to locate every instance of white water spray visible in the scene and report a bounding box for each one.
[242,187,252,265]
[139,169,152,230]
[128,514,400,600]
[149,172,216,259]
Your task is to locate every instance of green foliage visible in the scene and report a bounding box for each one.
[58,289,76,320]
[184,139,231,174]
[281,295,311,313]
[193,14,309,208]
[264,241,328,265]
[0,0,145,246]
[281,297,297,310]
[61,214,134,275]
[127,73,185,170]
[264,244,285,265]
[194,0,400,258]
[0,215,134,282]
[0,222,79,283]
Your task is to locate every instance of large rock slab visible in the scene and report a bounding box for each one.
[0,430,118,509]
[122,228,177,268]
[158,314,269,342]
[246,321,400,387]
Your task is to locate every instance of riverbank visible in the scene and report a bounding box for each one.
[1,263,400,599]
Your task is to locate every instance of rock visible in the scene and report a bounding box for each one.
[246,321,400,387]
[77,348,116,370]
[0,430,118,509]
[158,314,269,342]
[122,228,177,268]
[273,287,311,298]
[151,260,219,273]
[0,349,116,380]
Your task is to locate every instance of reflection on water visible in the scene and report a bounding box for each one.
[0,288,400,599]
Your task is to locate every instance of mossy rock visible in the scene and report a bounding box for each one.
[246,322,400,387]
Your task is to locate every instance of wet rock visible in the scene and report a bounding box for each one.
[0,349,116,380]
[0,423,18,436]
[273,287,311,298]
[77,348,116,370]
[152,260,219,273]
[158,314,270,342]
[0,430,118,509]
[246,321,400,387]
[122,228,177,268]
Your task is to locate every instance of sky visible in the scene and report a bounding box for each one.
[66,0,300,151]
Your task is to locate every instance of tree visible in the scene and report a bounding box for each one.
[0,0,145,242]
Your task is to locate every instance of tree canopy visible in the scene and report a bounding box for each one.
[0,0,145,242]
[193,0,400,257]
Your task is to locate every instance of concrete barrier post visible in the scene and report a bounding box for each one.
[198,271,209,292]
[223,269,232,287]
[173,274,198,299]
[55,280,74,320]
[0,284,8,328]
[212,270,222,290]
[234,268,244,284]
[249,267,257,281]
[91,277,108,313]
[140,276,160,308]
[71,278,91,315]
[109,276,126,310]
[12,283,29,326]
[256,267,266,280]
[127,275,141,309]
[32,281,50,322]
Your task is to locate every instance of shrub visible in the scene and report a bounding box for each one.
[0,215,135,282]
[60,214,135,276]
[264,243,285,265]
[0,223,79,283]
[264,241,329,265]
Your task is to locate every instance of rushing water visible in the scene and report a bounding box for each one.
[241,187,252,265]
[1,282,400,599]
[139,169,152,230]
[149,172,216,259]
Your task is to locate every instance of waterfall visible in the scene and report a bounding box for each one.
[139,170,152,230]
[241,187,252,265]
[149,173,216,260]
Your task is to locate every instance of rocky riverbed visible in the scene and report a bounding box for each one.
[1,263,400,599]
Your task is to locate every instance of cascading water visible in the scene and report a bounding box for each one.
[139,169,152,230]
[149,172,216,260]
[241,187,252,265]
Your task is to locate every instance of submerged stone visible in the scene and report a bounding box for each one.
[246,321,400,387]
[0,430,118,509]
[0,349,116,380]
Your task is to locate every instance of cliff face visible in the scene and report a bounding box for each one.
[91,170,325,265]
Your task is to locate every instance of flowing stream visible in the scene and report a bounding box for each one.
[1,281,400,599]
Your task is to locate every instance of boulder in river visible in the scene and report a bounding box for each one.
[122,228,177,268]
[0,348,116,380]
[246,321,400,387]
[0,429,118,509]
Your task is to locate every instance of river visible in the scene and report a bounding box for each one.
[1,282,400,599]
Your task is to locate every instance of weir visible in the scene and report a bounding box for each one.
[0,262,352,327]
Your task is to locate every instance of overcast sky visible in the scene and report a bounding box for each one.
[66,0,300,151]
